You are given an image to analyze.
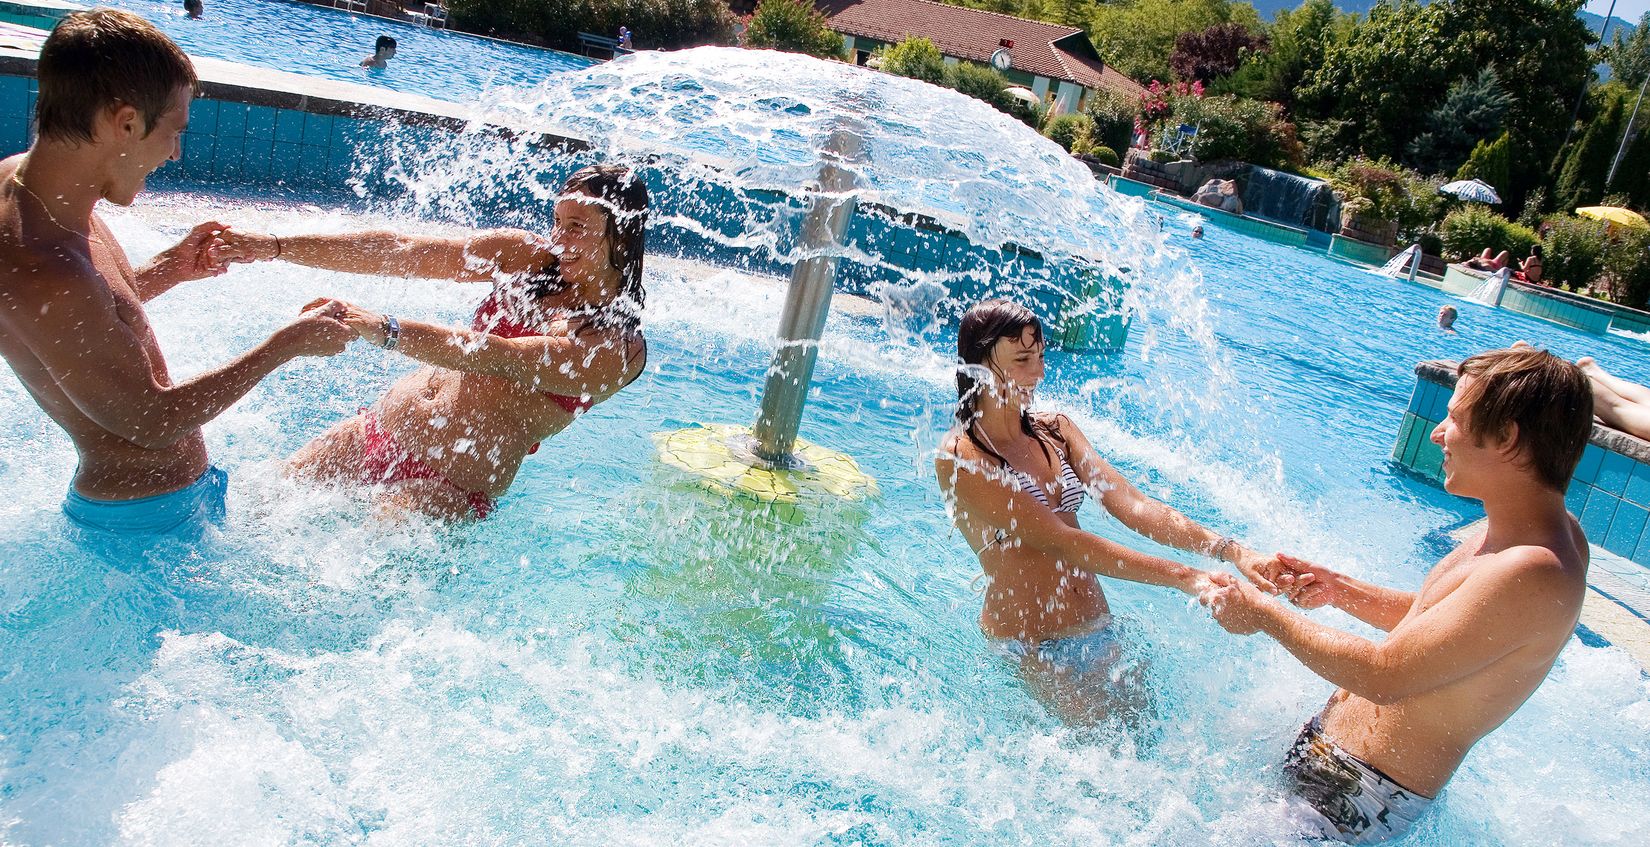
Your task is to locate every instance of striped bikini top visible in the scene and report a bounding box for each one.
[1007,453,1087,514]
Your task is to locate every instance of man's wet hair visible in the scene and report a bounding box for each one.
[1456,347,1593,491]
[376,35,397,52]
[36,10,196,145]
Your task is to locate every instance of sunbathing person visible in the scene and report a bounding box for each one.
[1204,347,1593,844]
[1577,356,1650,441]
[1463,248,1509,272]
[0,11,351,539]
[934,299,1274,725]
[1513,244,1545,284]
[218,166,648,520]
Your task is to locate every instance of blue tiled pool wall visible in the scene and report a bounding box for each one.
[0,0,61,31]
[0,71,1131,352]
[1152,192,1311,247]
[1395,367,1650,568]
[1438,265,1621,336]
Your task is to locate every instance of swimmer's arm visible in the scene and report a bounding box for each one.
[222,228,552,282]
[1060,415,1276,591]
[938,452,1218,595]
[4,272,348,449]
[132,221,232,301]
[360,315,640,398]
[1284,557,1415,632]
[1247,551,1566,704]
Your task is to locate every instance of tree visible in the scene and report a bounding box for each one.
[879,37,947,85]
[944,61,1017,113]
[1555,95,1626,211]
[1216,0,1350,106]
[1455,132,1512,193]
[1088,0,1261,83]
[447,0,733,51]
[1603,13,1650,87]
[1170,22,1269,83]
[744,0,845,60]
[1406,69,1512,177]
[1606,111,1650,210]
[1299,0,1593,211]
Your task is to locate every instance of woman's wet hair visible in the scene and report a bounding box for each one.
[955,299,1061,467]
[526,164,649,332]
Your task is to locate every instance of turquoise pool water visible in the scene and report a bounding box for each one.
[100,0,594,101]
[1,189,1648,844]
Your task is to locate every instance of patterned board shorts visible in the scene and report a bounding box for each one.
[1283,716,1434,844]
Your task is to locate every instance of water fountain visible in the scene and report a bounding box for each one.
[1376,243,1424,281]
[1242,165,1338,232]
[1466,267,1512,306]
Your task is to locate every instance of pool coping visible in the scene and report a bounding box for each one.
[0,30,591,152]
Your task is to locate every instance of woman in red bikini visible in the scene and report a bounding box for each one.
[221,166,648,519]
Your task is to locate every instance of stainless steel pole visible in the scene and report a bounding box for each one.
[1407,242,1423,282]
[1607,72,1648,188]
[751,128,863,466]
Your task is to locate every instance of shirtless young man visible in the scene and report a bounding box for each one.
[0,10,352,537]
[1203,347,1594,844]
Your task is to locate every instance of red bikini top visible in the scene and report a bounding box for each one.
[471,293,595,416]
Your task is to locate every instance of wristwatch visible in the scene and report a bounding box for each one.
[382,315,401,350]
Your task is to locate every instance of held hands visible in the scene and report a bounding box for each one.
[1272,554,1341,610]
[280,299,355,358]
[301,297,387,346]
[143,220,236,285]
[1200,575,1272,635]
[1233,548,1283,594]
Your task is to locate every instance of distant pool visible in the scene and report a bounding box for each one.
[103,0,594,102]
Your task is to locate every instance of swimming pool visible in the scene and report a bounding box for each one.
[100,0,594,102]
[3,46,1650,847]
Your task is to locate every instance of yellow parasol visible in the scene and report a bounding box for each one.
[1575,206,1649,229]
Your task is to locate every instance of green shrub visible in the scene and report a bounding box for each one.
[744,0,844,59]
[1082,88,1140,157]
[1440,205,1537,263]
[1454,132,1511,194]
[448,0,733,51]
[1045,114,1095,153]
[1603,228,1650,307]
[1168,94,1303,169]
[1541,215,1611,290]
[878,36,947,85]
[1090,145,1121,167]
[944,61,1016,113]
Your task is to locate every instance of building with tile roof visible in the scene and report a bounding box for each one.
[810,0,1146,114]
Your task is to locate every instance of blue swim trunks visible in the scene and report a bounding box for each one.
[62,466,228,536]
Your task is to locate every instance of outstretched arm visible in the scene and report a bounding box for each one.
[4,268,353,449]
[1205,550,1572,704]
[324,299,641,399]
[1274,554,1415,632]
[1058,415,1278,591]
[937,449,1226,596]
[218,227,554,283]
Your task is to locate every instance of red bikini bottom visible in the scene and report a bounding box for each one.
[358,409,496,519]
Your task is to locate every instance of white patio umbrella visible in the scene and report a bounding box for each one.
[1003,86,1040,105]
[1440,178,1501,204]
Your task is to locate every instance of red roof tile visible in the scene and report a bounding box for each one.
[816,0,1145,98]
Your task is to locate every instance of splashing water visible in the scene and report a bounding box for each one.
[2,47,1650,846]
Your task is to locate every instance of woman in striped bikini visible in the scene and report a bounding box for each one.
[220,166,648,520]
[934,299,1277,723]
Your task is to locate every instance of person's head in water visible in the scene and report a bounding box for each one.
[1192,224,1204,239]
[1438,305,1458,330]
[528,165,649,331]
[362,35,397,68]
[955,299,1046,423]
[183,0,203,19]
[33,10,197,206]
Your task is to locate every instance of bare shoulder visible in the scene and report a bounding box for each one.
[1469,540,1586,609]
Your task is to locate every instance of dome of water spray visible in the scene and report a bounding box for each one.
[371,46,1223,379]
